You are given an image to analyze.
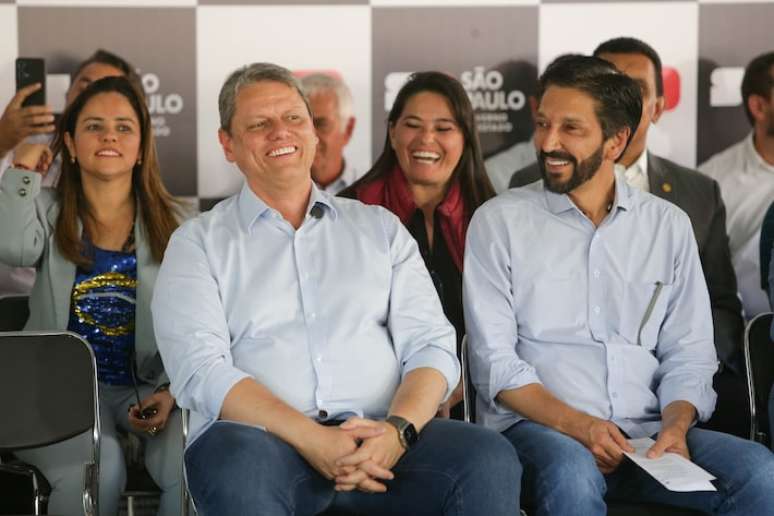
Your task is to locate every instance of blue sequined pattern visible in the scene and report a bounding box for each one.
[67,247,137,385]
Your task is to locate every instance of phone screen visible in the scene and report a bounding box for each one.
[15,57,46,107]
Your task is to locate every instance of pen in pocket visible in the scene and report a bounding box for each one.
[637,281,663,347]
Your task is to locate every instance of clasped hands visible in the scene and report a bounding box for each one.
[299,416,407,494]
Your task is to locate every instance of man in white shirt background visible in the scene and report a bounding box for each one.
[300,73,360,194]
[700,51,774,318]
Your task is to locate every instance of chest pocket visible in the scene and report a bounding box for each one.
[620,280,673,351]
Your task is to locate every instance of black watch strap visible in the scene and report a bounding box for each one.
[385,415,418,449]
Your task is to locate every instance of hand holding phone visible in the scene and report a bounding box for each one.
[15,58,46,107]
[0,59,55,158]
[128,389,175,435]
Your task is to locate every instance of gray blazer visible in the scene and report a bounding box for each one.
[508,153,744,371]
[0,168,168,386]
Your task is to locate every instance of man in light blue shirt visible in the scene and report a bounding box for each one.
[152,62,520,516]
[464,55,774,516]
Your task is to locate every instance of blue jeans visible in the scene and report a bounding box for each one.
[185,419,521,516]
[503,420,774,516]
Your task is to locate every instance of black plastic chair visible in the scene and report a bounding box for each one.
[0,295,30,331]
[181,408,195,516]
[743,312,774,447]
[0,331,100,515]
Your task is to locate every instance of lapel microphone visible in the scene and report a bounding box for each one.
[310,204,324,219]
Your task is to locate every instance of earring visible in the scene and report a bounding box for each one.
[137,158,142,166]
[70,156,76,164]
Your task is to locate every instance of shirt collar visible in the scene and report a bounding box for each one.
[320,161,358,194]
[745,131,774,173]
[237,181,338,232]
[616,149,648,177]
[543,168,633,215]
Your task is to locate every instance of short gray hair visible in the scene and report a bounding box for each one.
[218,62,311,133]
[300,73,354,129]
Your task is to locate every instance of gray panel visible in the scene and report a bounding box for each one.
[18,6,197,197]
[542,0,691,3]
[372,6,539,160]
[199,0,367,4]
[697,3,774,165]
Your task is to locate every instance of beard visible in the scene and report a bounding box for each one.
[538,143,605,194]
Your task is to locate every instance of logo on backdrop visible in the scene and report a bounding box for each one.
[462,66,525,134]
[709,67,744,107]
[662,67,681,111]
[384,67,526,135]
[142,72,184,138]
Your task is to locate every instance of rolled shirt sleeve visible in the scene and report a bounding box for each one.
[381,208,460,401]
[655,211,718,422]
[463,203,541,412]
[151,222,250,421]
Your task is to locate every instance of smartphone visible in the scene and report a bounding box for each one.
[15,57,46,107]
[139,406,159,420]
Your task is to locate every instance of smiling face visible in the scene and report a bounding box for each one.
[219,80,317,192]
[534,85,615,194]
[64,92,142,182]
[388,91,465,189]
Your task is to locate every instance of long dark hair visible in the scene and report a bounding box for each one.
[51,76,180,267]
[341,71,495,212]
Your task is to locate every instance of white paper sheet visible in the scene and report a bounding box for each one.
[624,437,717,492]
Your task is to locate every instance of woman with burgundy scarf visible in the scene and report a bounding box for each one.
[341,71,495,418]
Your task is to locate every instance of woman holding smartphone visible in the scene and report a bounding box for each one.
[0,75,183,516]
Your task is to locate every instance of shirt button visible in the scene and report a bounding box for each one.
[612,392,618,399]
[18,188,27,197]
[593,269,600,278]
[315,355,322,363]
[593,306,601,315]
[309,312,316,320]
[22,176,31,185]
[318,409,328,418]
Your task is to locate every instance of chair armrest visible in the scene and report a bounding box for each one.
[83,461,99,516]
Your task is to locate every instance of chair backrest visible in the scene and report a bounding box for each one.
[0,331,100,452]
[460,335,476,424]
[760,200,774,292]
[743,312,774,445]
[0,295,30,331]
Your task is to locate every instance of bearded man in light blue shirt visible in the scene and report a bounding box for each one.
[151,62,520,516]
[464,55,774,516]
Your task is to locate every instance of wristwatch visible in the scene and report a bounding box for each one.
[385,415,418,449]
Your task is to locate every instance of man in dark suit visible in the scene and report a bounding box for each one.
[510,38,747,437]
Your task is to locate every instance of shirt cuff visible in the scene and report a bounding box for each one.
[658,377,717,423]
[193,361,252,421]
[3,167,41,198]
[402,347,461,402]
[487,358,542,414]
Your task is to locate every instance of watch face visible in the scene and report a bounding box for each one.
[404,423,418,446]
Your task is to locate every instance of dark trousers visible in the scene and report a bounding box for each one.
[185,419,521,516]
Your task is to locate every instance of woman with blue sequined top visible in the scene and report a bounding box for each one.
[0,76,185,516]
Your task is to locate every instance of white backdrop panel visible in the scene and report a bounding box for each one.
[196,5,371,199]
[539,2,699,167]
[0,6,18,108]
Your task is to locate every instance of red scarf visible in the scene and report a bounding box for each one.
[355,165,468,271]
